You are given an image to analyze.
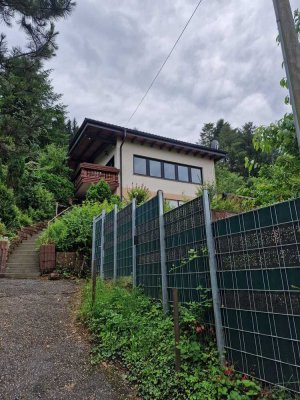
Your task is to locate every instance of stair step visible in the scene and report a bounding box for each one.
[9,254,39,260]
[9,253,38,259]
[6,263,39,268]
[3,272,40,279]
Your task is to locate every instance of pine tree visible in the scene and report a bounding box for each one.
[0,0,75,65]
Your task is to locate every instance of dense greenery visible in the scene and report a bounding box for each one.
[198,120,270,177]
[198,113,300,210]
[38,200,113,255]
[80,280,294,400]
[86,179,113,204]
[0,2,75,236]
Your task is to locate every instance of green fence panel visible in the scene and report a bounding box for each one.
[213,197,300,393]
[94,216,103,275]
[117,203,133,278]
[103,209,115,278]
[164,196,213,323]
[136,195,161,299]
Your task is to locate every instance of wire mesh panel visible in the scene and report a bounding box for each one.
[136,195,161,299]
[117,203,133,278]
[94,216,103,275]
[213,197,300,393]
[103,209,115,279]
[164,197,212,319]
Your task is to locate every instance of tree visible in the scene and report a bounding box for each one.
[242,154,300,206]
[0,0,75,66]
[0,56,69,160]
[253,113,298,156]
[197,119,225,147]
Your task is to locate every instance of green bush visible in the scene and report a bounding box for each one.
[126,184,150,205]
[79,280,292,400]
[38,200,113,255]
[86,179,112,203]
[35,171,74,203]
[28,185,56,220]
[0,183,20,228]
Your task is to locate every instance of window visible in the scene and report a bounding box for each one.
[178,165,189,182]
[191,167,202,184]
[133,155,203,184]
[134,157,147,175]
[149,159,161,177]
[168,200,180,209]
[167,200,185,209]
[164,162,175,180]
[106,156,115,167]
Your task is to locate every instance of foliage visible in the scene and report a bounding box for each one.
[0,182,20,228]
[0,57,69,161]
[0,0,75,64]
[126,184,150,205]
[38,201,114,255]
[253,114,298,156]
[27,185,55,220]
[215,164,246,195]
[241,154,300,206]
[198,120,270,177]
[86,179,112,203]
[80,280,292,400]
[196,165,253,213]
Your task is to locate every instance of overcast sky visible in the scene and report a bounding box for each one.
[4,0,299,142]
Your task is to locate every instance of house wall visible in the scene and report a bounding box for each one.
[93,143,120,167]
[120,140,216,201]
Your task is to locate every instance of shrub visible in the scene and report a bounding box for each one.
[86,179,112,203]
[80,280,288,400]
[0,183,20,228]
[38,200,114,255]
[35,171,74,203]
[126,184,150,205]
[28,185,56,220]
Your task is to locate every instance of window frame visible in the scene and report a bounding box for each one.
[133,155,203,184]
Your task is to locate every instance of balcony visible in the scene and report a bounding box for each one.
[74,163,119,198]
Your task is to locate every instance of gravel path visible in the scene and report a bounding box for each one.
[0,279,132,400]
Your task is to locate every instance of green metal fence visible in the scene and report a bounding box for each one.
[103,209,115,278]
[213,197,300,393]
[164,197,212,309]
[94,215,104,275]
[92,193,300,393]
[117,202,134,278]
[135,194,162,299]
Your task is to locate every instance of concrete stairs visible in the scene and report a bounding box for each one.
[4,233,41,279]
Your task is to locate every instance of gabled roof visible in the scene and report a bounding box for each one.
[69,118,226,163]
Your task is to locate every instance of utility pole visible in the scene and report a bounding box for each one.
[273,0,300,153]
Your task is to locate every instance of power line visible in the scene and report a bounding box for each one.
[126,0,205,124]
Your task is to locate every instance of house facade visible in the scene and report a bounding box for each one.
[69,119,226,205]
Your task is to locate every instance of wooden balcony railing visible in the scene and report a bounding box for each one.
[74,163,119,195]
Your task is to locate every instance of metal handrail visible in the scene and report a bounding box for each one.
[48,204,73,226]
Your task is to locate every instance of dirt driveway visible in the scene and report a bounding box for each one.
[0,279,131,400]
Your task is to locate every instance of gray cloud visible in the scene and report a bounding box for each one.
[3,0,298,143]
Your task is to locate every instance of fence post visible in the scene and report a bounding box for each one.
[113,204,118,282]
[158,190,169,313]
[91,217,97,305]
[203,189,225,366]
[132,198,137,287]
[100,210,106,279]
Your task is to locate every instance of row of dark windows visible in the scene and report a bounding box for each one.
[133,156,203,184]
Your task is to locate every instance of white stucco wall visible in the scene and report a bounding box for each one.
[92,139,216,200]
[121,140,216,200]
